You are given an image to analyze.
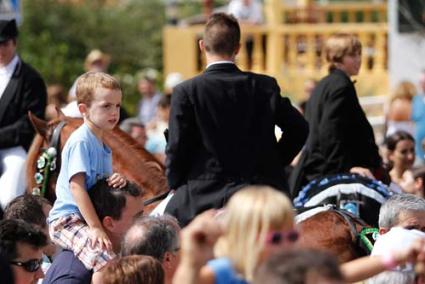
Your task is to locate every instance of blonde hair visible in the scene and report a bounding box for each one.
[76,71,121,106]
[215,186,294,281]
[325,33,362,72]
[391,81,417,102]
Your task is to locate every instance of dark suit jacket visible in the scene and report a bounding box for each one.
[289,69,382,197]
[0,58,47,151]
[165,63,308,226]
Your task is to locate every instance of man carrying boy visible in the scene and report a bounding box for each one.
[47,72,127,282]
[44,178,144,283]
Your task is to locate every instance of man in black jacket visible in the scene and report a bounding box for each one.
[165,13,308,226]
[0,19,47,208]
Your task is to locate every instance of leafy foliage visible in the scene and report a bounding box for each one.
[18,0,166,115]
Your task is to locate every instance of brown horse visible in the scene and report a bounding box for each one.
[26,112,169,212]
[296,206,374,263]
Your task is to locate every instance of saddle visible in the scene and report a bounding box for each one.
[293,173,392,227]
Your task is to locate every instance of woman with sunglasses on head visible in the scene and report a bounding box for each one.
[189,185,297,284]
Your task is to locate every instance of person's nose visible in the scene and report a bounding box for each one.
[35,267,45,280]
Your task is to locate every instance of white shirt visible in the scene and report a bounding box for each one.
[206,61,235,69]
[0,54,19,100]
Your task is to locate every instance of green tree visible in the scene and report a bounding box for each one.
[18,0,166,115]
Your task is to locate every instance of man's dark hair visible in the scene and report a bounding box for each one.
[121,215,180,261]
[0,219,47,260]
[4,195,51,228]
[89,178,142,221]
[253,249,343,284]
[203,13,240,56]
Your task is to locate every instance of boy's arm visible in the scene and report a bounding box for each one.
[70,173,112,251]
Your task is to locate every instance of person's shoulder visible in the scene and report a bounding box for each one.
[243,71,279,89]
[64,124,93,149]
[19,59,45,82]
[316,71,353,95]
[43,250,92,284]
[248,71,277,82]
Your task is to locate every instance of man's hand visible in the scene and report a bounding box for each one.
[350,167,375,179]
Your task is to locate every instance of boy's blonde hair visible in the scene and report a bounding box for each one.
[325,33,362,72]
[215,186,294,281]
[76,71,121,106]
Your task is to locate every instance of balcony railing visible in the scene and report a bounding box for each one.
[163,1,389,101]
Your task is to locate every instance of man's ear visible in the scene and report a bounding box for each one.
[234,43,241,56]
[378,227,389,235]
[162,251,173,268]
[199,39,205,52]
[102,216,114,231]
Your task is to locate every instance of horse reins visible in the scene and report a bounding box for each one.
[32,121,67,197]
[143,190,171,206]
[332,208,377,254]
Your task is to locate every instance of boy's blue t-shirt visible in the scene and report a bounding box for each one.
[48,123,112,222]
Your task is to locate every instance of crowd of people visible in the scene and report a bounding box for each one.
[1,2,425,283]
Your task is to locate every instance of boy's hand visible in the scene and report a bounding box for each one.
[107,173,127,188]
[89,227,112,251]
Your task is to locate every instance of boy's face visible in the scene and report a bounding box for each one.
[340,52,361,76]
[80,87,122,131]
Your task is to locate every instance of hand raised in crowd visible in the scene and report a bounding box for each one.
[107,173,127,188]
[173,209,224,284]
[89,226,113,252]
[181,209,223,268]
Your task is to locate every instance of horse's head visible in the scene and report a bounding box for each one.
[26,110,83,203]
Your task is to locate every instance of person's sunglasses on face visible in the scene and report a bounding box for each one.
[10,258,43,272]
[266,230,299,245]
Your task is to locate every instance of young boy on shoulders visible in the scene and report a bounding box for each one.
[48,72,127,281]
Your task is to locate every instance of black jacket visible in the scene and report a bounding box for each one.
[290,69,382,197]
[0,58,47,151]
[165,63,308,225]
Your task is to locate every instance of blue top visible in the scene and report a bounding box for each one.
[207,257,248,284]
[412,94,425,163]
[48,123,112,222]
[42,250,92,284]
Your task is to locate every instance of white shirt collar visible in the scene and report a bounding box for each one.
[0,55,19,76]
[206,60,235,69]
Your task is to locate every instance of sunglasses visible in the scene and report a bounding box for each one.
[266,230,299,245]
[10,258,43,273]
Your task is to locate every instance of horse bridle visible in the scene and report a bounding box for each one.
[332,208,378,255]
[32,121,67,197]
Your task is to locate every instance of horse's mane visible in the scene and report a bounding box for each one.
[105,127,168,198]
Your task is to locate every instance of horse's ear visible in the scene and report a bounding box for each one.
[28,111,48,138]
[55,106,66,120]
